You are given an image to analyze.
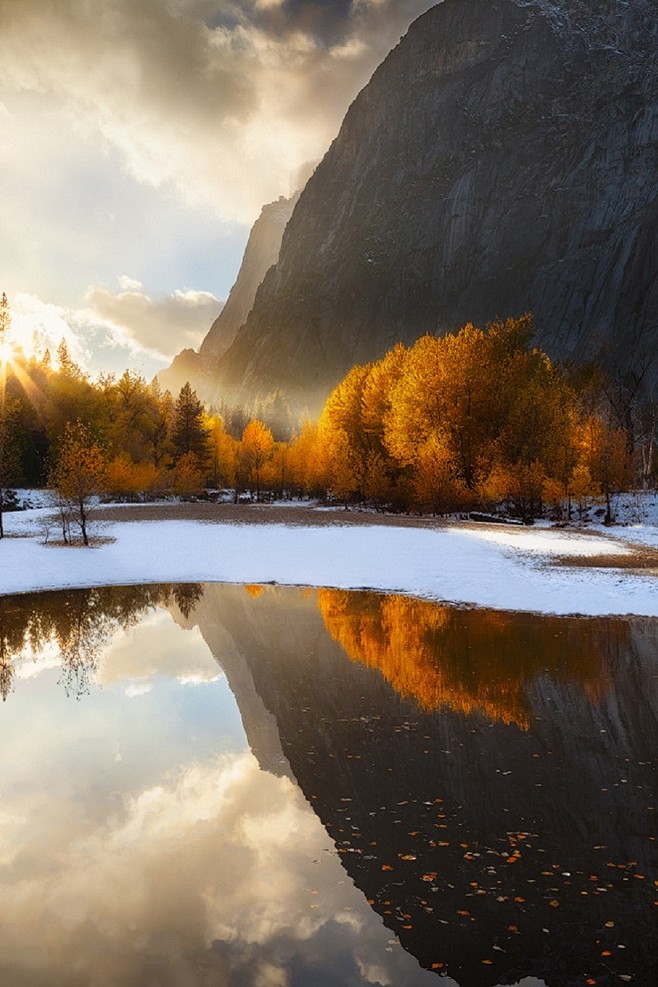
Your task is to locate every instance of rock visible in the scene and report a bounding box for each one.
[158,191,300,402]
[213,0,658,411]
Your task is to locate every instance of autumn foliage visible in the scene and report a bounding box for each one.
[0,304,645,522]
[305,316,634,519]
[317,589,620,729]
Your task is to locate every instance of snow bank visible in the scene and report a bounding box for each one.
[1,508,656,617]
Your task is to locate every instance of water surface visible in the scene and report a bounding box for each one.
[0,584,655,987]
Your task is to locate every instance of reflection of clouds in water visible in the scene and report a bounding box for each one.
[99,609,223,689]
[124,682,153,697]
[0,750,438,984]
[14,638,61,679]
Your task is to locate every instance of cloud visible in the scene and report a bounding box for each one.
[0,0,435,225]
[85,281,222,357]
[10,282,222,376]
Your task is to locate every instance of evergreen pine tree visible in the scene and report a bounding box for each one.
[170,382,210,468]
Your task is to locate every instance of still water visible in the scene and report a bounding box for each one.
[0,583,655,987]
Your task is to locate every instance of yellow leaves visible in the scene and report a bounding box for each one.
[105,455,161,498]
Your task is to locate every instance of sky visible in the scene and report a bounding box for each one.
[0,0,435,380]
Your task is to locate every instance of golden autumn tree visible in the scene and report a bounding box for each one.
[411,432,470,514]
[239,419,274,501]
[261,442,290,500]
[171,450,206,499]
[207,415,238,490]
[48,420,107,545]
[381,324,502,509]
[576,414,633,523]
[104,454,161,501]
[318,363,372,502]
[482,347,579,520]
[286,421,327,498]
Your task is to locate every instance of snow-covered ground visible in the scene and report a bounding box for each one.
[1,498,657,617]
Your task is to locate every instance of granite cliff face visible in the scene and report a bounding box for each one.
[214,0,658,408]
[157,192,299,400]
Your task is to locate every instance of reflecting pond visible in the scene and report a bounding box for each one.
[0,584,656,987]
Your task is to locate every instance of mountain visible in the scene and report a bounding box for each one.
[156,192,299,400]
[213,0,658,410]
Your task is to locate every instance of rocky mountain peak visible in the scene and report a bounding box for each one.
[210,0,658,411]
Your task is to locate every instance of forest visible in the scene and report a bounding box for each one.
[0,301,655,528]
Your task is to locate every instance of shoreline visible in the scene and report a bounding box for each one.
[1,502,657,618]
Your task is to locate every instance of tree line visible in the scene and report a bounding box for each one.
[0,303,656,539]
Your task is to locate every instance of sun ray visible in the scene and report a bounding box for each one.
[8,358,46,407]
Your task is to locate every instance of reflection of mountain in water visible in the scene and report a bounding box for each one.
[185,585,657,987]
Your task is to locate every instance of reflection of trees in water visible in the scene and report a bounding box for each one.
[171,583,205,619]
[318,590,626,728]
[0,583,205,701]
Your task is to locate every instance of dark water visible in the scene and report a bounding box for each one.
[0,584,655,987]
